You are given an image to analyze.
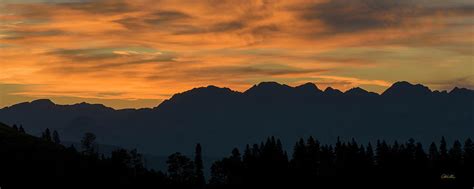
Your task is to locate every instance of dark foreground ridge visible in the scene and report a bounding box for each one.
[0,122,167,188]
[1,122,472,188]
[0,81,473,156]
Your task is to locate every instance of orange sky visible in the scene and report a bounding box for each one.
[1,0,473,109]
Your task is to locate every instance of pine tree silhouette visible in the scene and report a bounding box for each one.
[53,130,60,144]
[81,132,97,156]
[41,128,52,142]
[167,152,195,185]
[18,125,25,134]
[194,143,205,187]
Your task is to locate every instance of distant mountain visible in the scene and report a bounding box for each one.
[0,81,473,156]
[324,87,343,96]
[345,87,378,97]
[382,81,432,97]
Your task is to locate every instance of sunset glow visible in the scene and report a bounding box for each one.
[1,0,473,109]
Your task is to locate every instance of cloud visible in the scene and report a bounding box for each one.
[47,48,119,61]
[113,50,162,56]
[1,29,65,40]
[298,0,474,34]
[41,47,176,76]
[185,64,327,78]
[57,0,136,15]
[115,10,192,30]
[145,11,192,25]
[0,0,473,108]
[427,76,474,90]
[113,50,140,56]
[209,21,245,33]
[48,47,167,61]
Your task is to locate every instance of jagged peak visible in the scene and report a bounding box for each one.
[382,81,431,96]
[345,87,373,95]
[244,81,292,94]
[295,82,321,92]
[254,81,289,88]
[450,87,474,95]
[345,87,367,93]
[186,85,235,93]
[71,102,110,109]
[167,85,239,102]
[324,87,343,95]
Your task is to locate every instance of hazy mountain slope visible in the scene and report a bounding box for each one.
[0,81,473,156]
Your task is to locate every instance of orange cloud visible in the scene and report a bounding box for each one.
[0,0,473,108]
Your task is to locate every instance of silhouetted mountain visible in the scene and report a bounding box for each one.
[295,82,322,93]
[0,81,472,156]
[450,87,474,97]
[344,87,378,97]
[158,85,240,110]
[324,87,343,96]
[382,81,432,97]
[245,82,293,95]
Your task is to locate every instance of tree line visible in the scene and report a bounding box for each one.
[1,124,472,188]
[206,136,473,188]
[161,135,473,188]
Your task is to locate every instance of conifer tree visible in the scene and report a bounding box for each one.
[366,142,374,166]
[464,138,474,164]
[449,140,462,169]
[18,125,25,134]
[42,128,52,142]
[194,143,205,187]
[167,152,195,185]
[53,130,61,144]
[439,137,448,160]
[81,132,97,156]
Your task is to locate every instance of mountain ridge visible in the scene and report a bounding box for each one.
[3,81,471,110]
[0,81,472,156]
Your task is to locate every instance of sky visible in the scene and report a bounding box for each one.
[0,0,473,109]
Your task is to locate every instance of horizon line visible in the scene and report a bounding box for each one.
[1,80,471,110]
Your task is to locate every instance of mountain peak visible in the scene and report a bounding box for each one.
[450,87,474,96]
[255,81,288,88]
[324,87,343,95]
[382,81,431,97]
[175,85,236,97]
[244,81,292,95]
[295,82,322,93]
[160,85,239,108]
[451,87,470,93]
[71,102,111,110]
[346,87,366,93]
[30,99,55,106]
[345,87,377,96]
[31,99,53,103]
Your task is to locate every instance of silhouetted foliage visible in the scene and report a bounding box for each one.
[41,128,52,142]
[167,152,195,185]
[208,136,472,188]
[194,143,205,187]
[52,130,60,144]
[18,125,25,134]
[0,122,168,189]
[12,124,18,131]
[0,121,472,188]
[81,132,97,156]
[209,160,226,186]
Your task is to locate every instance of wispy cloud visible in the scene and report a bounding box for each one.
[0,0,473,108]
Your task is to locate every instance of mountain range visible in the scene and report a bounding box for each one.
[0,81,473,156]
